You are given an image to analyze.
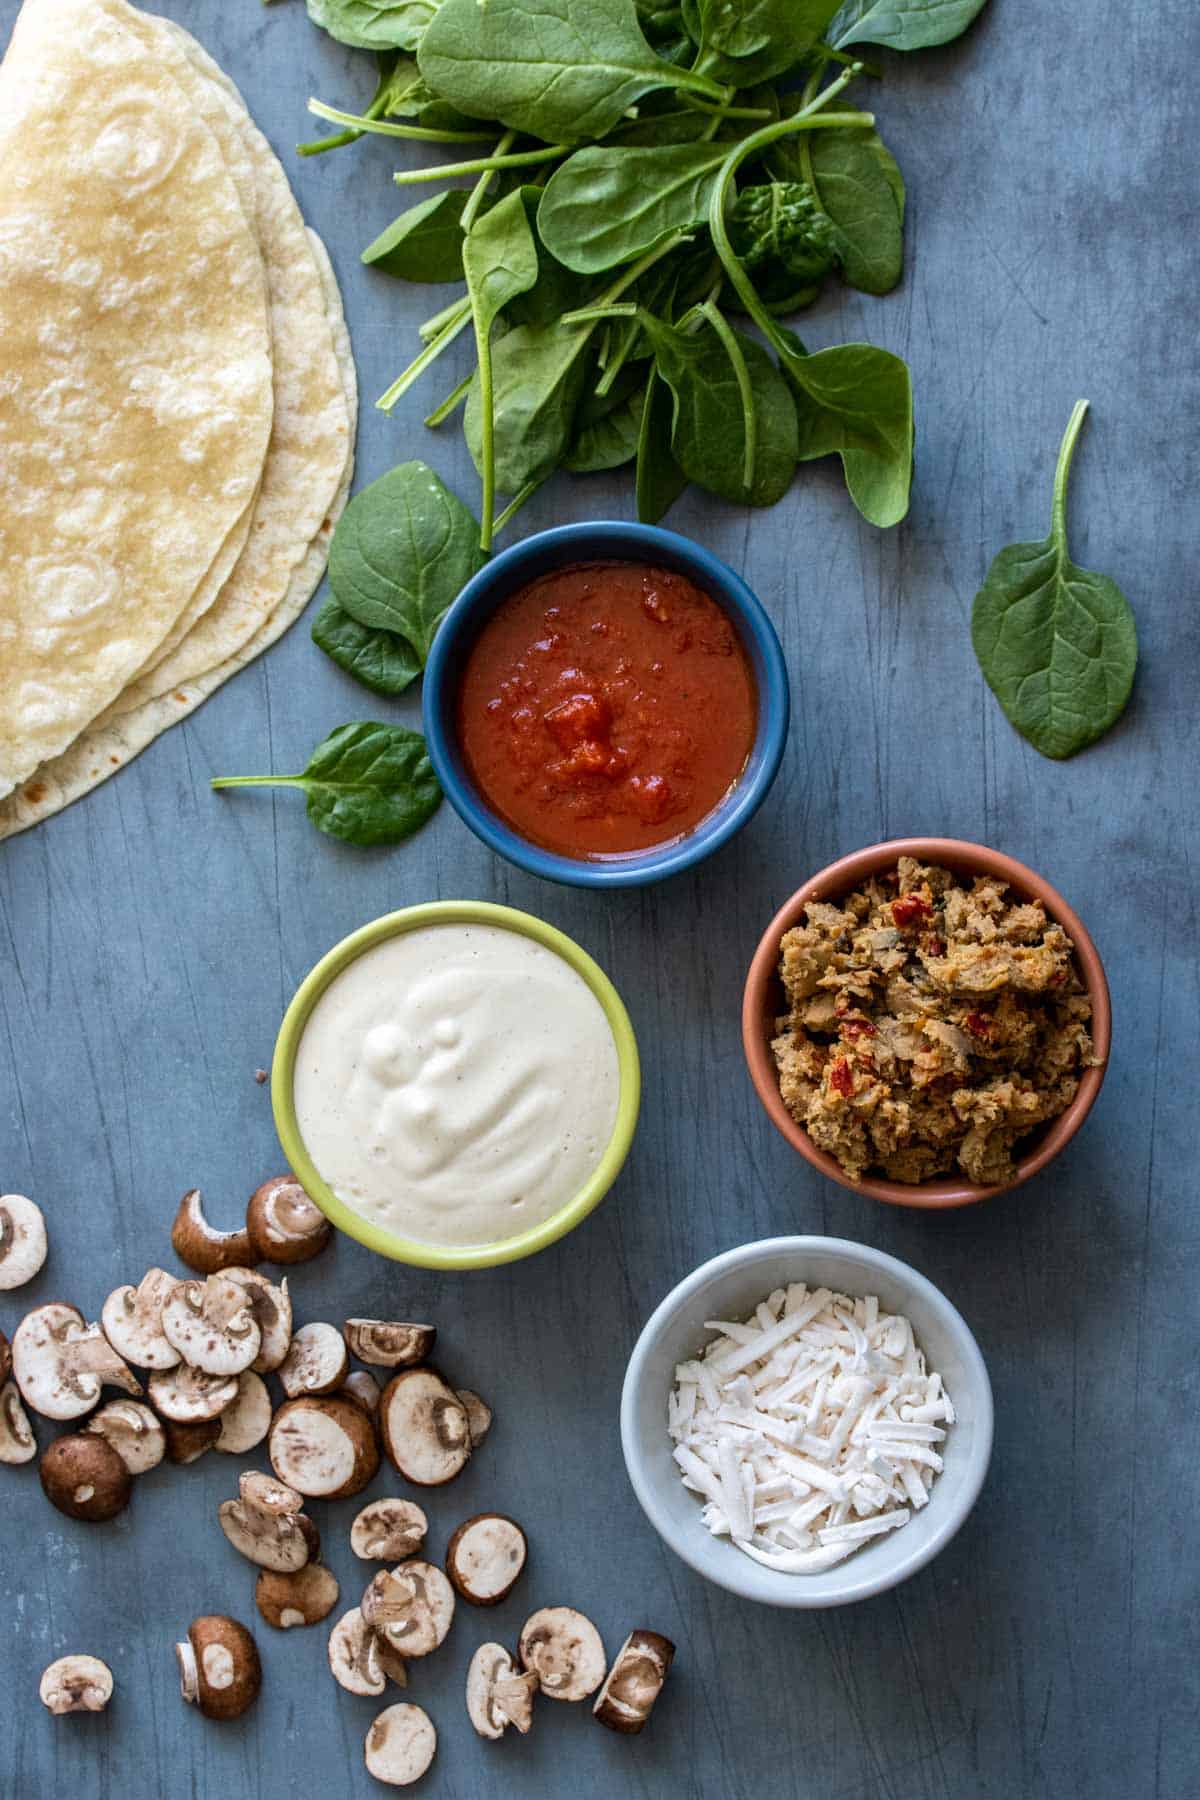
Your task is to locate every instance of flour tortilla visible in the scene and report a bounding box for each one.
[102,13,349,704]
[0,232,357,843]
[0,0,274,798]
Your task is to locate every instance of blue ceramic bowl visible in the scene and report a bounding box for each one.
[423,522,790,888]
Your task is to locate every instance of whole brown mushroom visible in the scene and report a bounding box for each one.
[176,1616,261,1721]
[40,1433,132,1522]
[246,1177,330,1265]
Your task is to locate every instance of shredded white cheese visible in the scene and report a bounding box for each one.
[668,1285,954,1574]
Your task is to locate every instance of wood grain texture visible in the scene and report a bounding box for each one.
[0,1,1197,1795]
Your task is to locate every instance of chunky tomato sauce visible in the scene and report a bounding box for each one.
[456,561,757,860]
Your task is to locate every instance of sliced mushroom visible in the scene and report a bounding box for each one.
[100,1269,180,1370]
[374,1637,410,1690]
[218,1469,318,1572]
[446,1514,527,1605]
[278,1322,348,1398]
[380,1368,470,1486]
[246,1176,331,1265]
[85,1399,166,1475]
[361,1562,455,1660]
[215,1372,273,1454]
[162,1416,222,1465]
[328,1607,385,1697]
[0,1380,35,1464]
[39,1654,114,1715]
[364,1703,436,1788]
[269,1395,379,1499]
[0,1329,10,1388]
[224,1268,292,1373]
[591,1629,675,1734]
[0,1194,47,1290]
[176,1615,261,1721]
[13,1303,140,1420]
[161,1277,261,1377]
[40,1433,132,1521]
[341,1369,382,1419]
[456,1389,492,1447]
[255,1562,340,1630]
[350,1498,428,1562]
[344,1320,435,1368]
[519,1608,607,1703]
[148,1363,239,1424]
[466,1643,537,1739]
[172,1189,257,1275]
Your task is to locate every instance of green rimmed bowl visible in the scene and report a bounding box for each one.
[272,900,641,1271]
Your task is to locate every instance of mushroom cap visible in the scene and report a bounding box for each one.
[519,1607,607,1702]
[456,1389,492,1447]
[466,1643,537,1739]
[100,1269,181,1370]
[0,1379,36,1465]
[255,1562,340,1630]
[85,1399,166,1475]
[278,1322,348,1398]
[446,1514,527,1606]
[380,1368,471,1486]
[350,1498,428,1562]
[341,1370,382,1419]
[328,1607,385,1696]
[224,1269,293,1373]
[177,1615,261,1721]
[592,1629,675,1734]
[0,1194,47,1290]
[148,1363,239,1423]
[0,1329,10,1388]
[171,1190,257,1276]
[361,1562,455,1660]
[246,1177,330,1265]
[161,1278,262,1377]
[215,1372,273,1455]
[343,1320,435,1368]
[364,1703,436,1788]
[14,1303,139,1421]
[162,1415,222,1464]
[40,1433,132,1521]
[218,1482,317,1573]
[39,1654,114,1715]
[269,1396,380,1498]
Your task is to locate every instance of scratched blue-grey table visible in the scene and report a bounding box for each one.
[1,2,1195,1796]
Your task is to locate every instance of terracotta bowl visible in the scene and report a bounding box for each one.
[742,838,1111,1209]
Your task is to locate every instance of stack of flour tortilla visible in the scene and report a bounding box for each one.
[0,0,356,839]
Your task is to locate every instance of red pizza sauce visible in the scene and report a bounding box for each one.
[456,561,758,860]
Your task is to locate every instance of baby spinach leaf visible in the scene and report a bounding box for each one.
[805,128,904,294]
[362,190,468,282]
[311,598,423,697]
[971,402,1138,760]
[686,0,842,84]
[729,181,839,284]
[564,382,646,471]
[465,316,593,495]
[212,723,442,849]
[417,0,722,144]
[306,0,439,52]
[827,0,989,52]
[636,368,688,521]
[777,329,913,527]
[644,313,798,506]
[462,189,541,545]
[329,461,486,660]
[537,143,729,274]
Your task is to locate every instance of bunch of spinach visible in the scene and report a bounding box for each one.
[297,0,991,540]
[971,403,1138,760]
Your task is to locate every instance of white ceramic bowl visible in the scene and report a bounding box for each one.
[620,1236,993,1608]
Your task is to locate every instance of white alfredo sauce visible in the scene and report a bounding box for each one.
[292,923,621,1248]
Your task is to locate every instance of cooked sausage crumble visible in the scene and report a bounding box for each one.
[771,858,1096,1185]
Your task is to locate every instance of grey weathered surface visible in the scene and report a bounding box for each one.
[0,1,1196,1795]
